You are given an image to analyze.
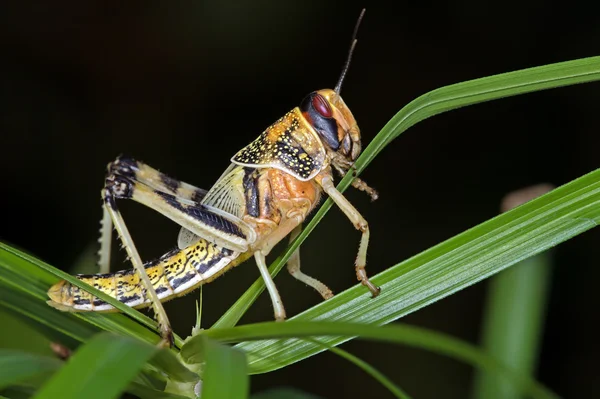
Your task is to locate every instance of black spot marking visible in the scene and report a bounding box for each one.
[192,189,207,204]
[156,191,245,238]
[261,186,272,218]
[243,168,259,217]
[160,173,180,194]
[222,248,233,256]
[197,250,227,274]
[103,191,118,210]
[155,286,168,295]
[93,299,106,307]
[109,155,139,178]
[119,294,141,304]
[171,271,196,288]
[105,175,134,199]
[73,298,91,306]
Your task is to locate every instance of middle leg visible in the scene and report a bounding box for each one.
[254,251,286,321]
[286,225,333,300]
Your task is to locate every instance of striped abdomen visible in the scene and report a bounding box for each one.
[47,238,245,312]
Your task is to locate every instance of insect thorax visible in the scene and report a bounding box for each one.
[231,108,327,181]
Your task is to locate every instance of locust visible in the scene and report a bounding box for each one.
[46,10,380,347]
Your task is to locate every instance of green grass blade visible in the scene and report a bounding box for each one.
[229,168,600,372]
[0,350,61,391]
[151,350,198,384]
[472,252,553,399]
[34,333,159,399]
[0,308,57,357]
[200,336,249,399]
[215,56,600,329]
[198,321,557,399]
[1,386,36,399]
[0,283,98,345]
[0,242,184,347]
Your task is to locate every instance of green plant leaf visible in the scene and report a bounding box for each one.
[230,167,600,373]
[1,386,36,399]
[214,55,600,329]
[472,251,553,399]
[0,282,99,345]
[34,333,170,399]
[196,321,557,399]
[128,382,191,399]
[0,348,190,399]
[0,308,54,357]
[0,242,178,347]
[199,336,249,399]
[152,349,198,384]
[0,350,61,391]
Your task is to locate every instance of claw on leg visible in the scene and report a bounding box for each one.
[356,267,380,298]
[351,177,379,202]
[157,328,175,349]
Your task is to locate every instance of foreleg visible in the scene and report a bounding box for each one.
[318,175,380,297]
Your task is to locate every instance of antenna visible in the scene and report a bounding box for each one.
[334,8,366,95]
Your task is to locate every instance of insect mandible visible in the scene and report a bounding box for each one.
[47,10,380,347]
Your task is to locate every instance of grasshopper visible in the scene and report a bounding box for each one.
[47,10,379,347]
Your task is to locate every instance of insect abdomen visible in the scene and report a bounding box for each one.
[47,238,245,312]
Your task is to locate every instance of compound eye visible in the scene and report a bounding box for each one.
[312,94,333,118]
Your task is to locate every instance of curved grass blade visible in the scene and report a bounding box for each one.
[1,386,36,399]
[0,243,184,348]
[230,167,600,373]
[196,322,557,399]
[0,283,98,345]
[34,333,162,399]
[151,350,198,384]
[0,273,160,348]
[0,301,73,355]
[214,55,600,329]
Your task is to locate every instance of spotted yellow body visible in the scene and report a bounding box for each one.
[48,238,247,312]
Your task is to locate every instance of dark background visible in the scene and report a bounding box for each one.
[1,1,599,398]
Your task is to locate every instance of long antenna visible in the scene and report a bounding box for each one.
[334,8,366,95]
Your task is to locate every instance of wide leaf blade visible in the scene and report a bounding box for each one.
[34,333,159,399]
[232,168,600,372]
[214,55,600,329]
